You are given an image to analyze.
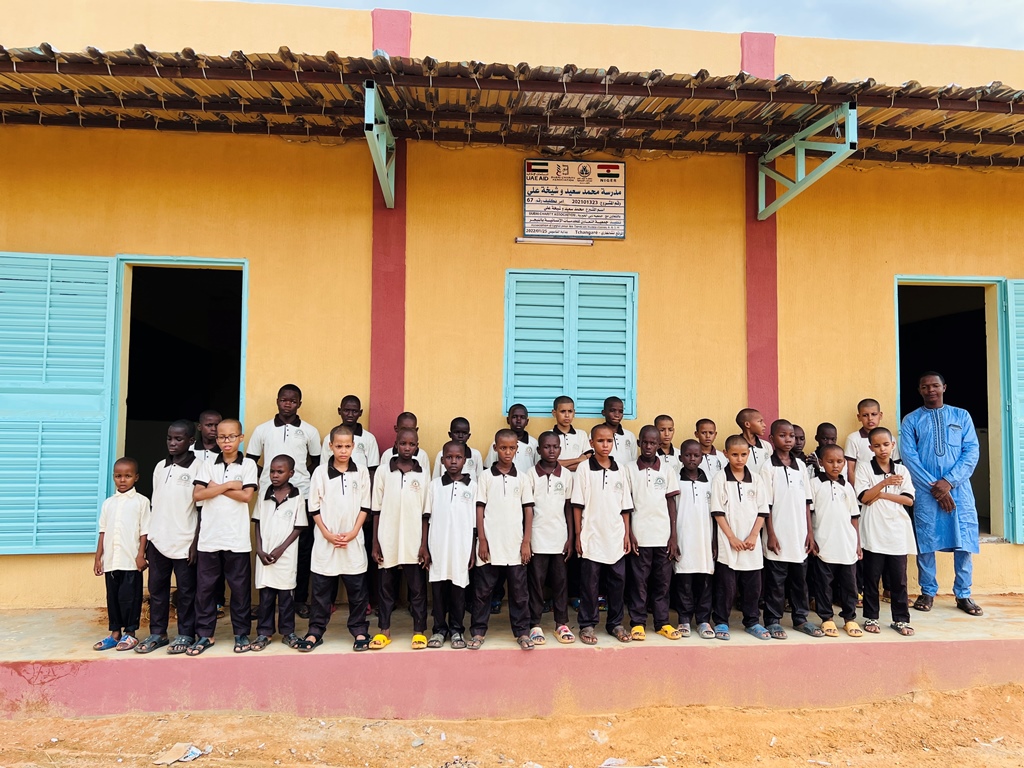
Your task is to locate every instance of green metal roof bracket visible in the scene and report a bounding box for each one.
[364,79,396,208]
[757,102,857,220]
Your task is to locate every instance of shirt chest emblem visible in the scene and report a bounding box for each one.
[512,485,521,496]
[614,481,624,491]
[746,488,755,499]
[653,476,666,488]
[524,447,534,457]
[409,479,421,491]
[355,443,365,453]
[461,490,473,501]
[552,481,565,493]
[177,473,192,485]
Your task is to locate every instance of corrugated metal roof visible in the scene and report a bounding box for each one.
[2,43,1024,167]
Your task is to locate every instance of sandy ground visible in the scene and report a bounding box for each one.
[1,684,1022,768]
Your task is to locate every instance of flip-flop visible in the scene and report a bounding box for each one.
[167,635,194,655]
[698,622,716,640]
[795,622,823,638]
[249,635,271,652]
[186,637,215,656]
[450,632,467,649]
[843,621,864,637]
[353,636,371,652]
[555,625,575,644]
[426,633,445,649]
[93,636,119,651]
[956,597,984,616]
[466,635,485,650]
[115,635,139,651]
[516,635,535,650]
[411,633,428,650]
[863,619,880,634]
[820,620,839,637]
[297,635,323,653]
[529,627,547,645]
[233,635,251,653]
[630,625,646,641]
[767,623,789,640]
[656,625,683,640]
[580,627,598,645]
[912,594,934,612]
[890,621,915,636]
[369,633,391,650]
[745,624,771,640]
[611,625,632,643]
[135,634,169,654]
[713,623,731,641]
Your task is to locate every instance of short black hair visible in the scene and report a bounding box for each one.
[270,454,296,470]
[696,418,716,430]
[278,384,302,399]
[198,409,222,422]
[919,371,946,385]
[857,398,881,412]
[341,394,361,408]
[654,414,673,426]
[113,456,139,474]
[680,438,700,451]
[330,424,354,442]
[591,423,616,438]
[494,428,519,444]
[603,396,624,409]
[441,440,466,457]
[508,403,528,415]
[821,444,845,459]
[639,424,659,441]
[815,422,837,435]
[396,426,418,442]
[553,396,574,408]
[537,430,559,446]
[396,411,417,426]
[168,419,196,438]
[735,408,760,428]
[868,426,893,442]
[724,434,748,450]
[450,416,470,430]
[770,419,793,436]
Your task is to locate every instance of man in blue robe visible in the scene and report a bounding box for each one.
[899,371,983,616]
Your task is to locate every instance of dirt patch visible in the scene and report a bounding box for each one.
[1,684,1022,767]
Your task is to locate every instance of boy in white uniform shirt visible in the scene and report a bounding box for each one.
[673,440,716,639]
[760,419,819,640]
[137,421,201,655]
[432,417,484,480]
[736,409,774,473]
[320,394,381,473]
[626,426,683,641]
[191,410,221,462]
[810,444,864,638]
[484,404,539,473]
[92,458,150,652]
[654,415,681,473]
[190,419,258,656]
[251,455,306,651]
[424,441,478,649]
[695,419,728,482]
[305,425,373,652]
[573,424,635,646]
[710,435,770,641]
[844,398,900,481]
[601,396,638,464]
[378,411,431,472]
[855,427,916,637]
[552,396,591,471]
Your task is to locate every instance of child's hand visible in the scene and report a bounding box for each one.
[728,534,745,551]
[562,541,572,562]
[628,531,639,555]
[810,537,820,556]
[575,535,583,559]
[622,532,632,554]
[331,532,347,548]
[418,545,431,570]
[257,551,274,566]
[667,538,680,561]
[187,543,198,566]
[468,552,476,571]
[804,532,816,555]
[743,532,759,551]
[520,541,532,565]
[883,475,902,488]
[371,540,384,566]
[478,539,490,564]
[857,546,863,561]
[269,545,286,562]
[766,532,781,555]
[93,556,103,576]
[135,552,148,572]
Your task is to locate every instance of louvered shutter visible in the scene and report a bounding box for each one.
[572,276,636,417]
[1006,281,1024,544]
[0,254,115,554]
[504,274,571,413]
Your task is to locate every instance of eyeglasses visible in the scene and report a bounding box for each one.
[216,434,241,442]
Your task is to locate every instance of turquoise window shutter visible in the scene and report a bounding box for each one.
[505,273,571,414]
[0,254,115,554]
[1006,280,1024,544]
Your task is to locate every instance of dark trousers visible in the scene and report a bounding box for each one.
[309,572,370,639]
[862,550,910,623]
[712,563,761,628]
[567,553,582,599]
[627,547,672,629]
[812,558,858,623]
[431,580,467,636]
[293,504,314,604]
[379,563,427,633]
[578,557,626,632]
[146,542,196,638]
[105,570,143,633]
[673,572,713,626]
[195,550,251,637]
[528,553,569,626]
[256,586,295,637]
[363,517,379,608]
[762,559,810,626]
[471,563,529,637]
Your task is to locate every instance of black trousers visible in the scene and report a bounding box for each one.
[293,503,314,604]
[528,553,569,626]
[812,558,858,623]
[256,586,295,637]
[431,580,467,636]
[672,571,713,626]
[712,563,761,628]
[195,550,251,637]
[762,559,810,626]
[105,570,143,633]
[379,563,427,633]
[578,557,626,632]
[146,542,196,638]
[567,552,582,600]
[471,563,529,637]
[309,572,370,639]
[627,546,672,629]
[862,550,910,623]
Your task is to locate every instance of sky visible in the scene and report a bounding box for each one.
[240,0,1024,50]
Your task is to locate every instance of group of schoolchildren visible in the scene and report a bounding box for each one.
[93,387,918,656]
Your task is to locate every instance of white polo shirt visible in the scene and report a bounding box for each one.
[193,454,259,553]
[700,449,728,483]
[608,425,638,464]
[571,456,634,565]
[745,436,774,474]
[371,457,429,568]
[627,456,681,548]
[476,465,534,567]
[308,461,371,576]
[432,446,484,480]
[426,473,477,587]
[484,434,539,474]
[528,464,573,555]
[149,454,201,561]
[675,470,714,575]
[554,426,590,463]
[844,429,900,478]
[252,485,306,590]
[657,446,681,474]
[810,473,860,565]
[854,459,917,556]
[759,455,812,564]
[377,446,431,476]
[190,442,220,464]
[247,416,322,497]
[320,424,381,470]
[98,488,151,572]
[711,466,769,572]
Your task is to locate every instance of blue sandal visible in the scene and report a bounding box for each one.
[714,623,731,641]
[93,635,118,651]
[745,623,771,640]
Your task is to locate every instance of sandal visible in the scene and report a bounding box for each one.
[714,623,731,641]
[656,625,683,640]
[611,625,632,643]
[282,633,302,649]
[93,635,119,651]
[580,627,598,645]
[250,635,271,652]
[295,602,311,619]
[167,635,194,655]
[530,626,546,645]
[881,589,891,603]
[369,634,391,650]
[297,634,323,652]
[956,597,984,616]
[450,632,467,649]
[863,619,880,634]
[353,636,371,652]
[426,633,446,649]
[890,621,915,636]
[466,635,485,650]
[115,635,139,651]
[745,624,771,641]
[516,635,535,650]
[912,594,934,612]
[135,634,169,654]
[630,625,646,641]
[677,623,691,638]
[411,633,428,650]
[186,637,215,656]
[698,622,716,640]
[794,622,823,638]
[820,620,839,638]
[767,623,789,640]
[844,621,864,637]
[856,593,863,609]
[555,625,575,644]
[233,635,251,653]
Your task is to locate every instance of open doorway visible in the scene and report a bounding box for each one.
[897,284,990,533]
[124,266,243,498]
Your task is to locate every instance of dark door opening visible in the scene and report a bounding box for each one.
[897,285,990,533]
[124,266,242,498]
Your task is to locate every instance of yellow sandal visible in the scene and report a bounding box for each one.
[630,625,646,641]
[368,633,391,650]
[411,633,428,650]
[656,624,683,640]
[844,621,864,637]
[821,620,839,637]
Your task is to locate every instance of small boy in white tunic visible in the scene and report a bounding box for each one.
[673,440,716,639]
[695,419,728,482]
[855,427,916,637]
[305,425,373,652]
[845,398,900,482]
[602,396,638,464]
[552,396,591,471]
[654,415,680,473]
[320,395,381,475]
[484,404,539,474]
[710,435,770,641]
[626,425,682,641]
[735,409,774,473]
[809,444,863,637]
[760,419,819,639]
[251,455,305,651]
[424,441,478,649]
[432,417,485,480]
[371,426,430,649]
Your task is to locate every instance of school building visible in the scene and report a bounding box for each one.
[2,0,1024,609]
